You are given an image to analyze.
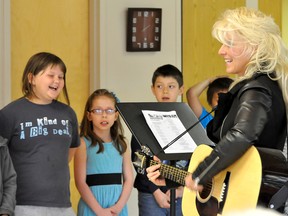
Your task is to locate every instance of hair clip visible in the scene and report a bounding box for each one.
[110,91,121,103]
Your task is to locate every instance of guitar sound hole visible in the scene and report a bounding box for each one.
[197,179,213,202]
[196,179,218,216]
[196,196,219,216]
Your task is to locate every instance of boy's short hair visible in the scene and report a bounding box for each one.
[152,64,183,87]
[207,77,233,106]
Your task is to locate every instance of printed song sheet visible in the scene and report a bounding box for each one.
[142,110,197,153]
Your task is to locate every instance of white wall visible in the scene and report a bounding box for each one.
[90,0,182,102]
[0,0,11,108]
[89,1,182,215]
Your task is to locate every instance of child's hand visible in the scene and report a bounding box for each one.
[176,186,184,198]
[153,189,170,208]
[166,186,184,199]
[146,163,166,186]
[110,205,121,215]
[97,208,114,216]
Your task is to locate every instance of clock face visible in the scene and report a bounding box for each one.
[127,8,162,52]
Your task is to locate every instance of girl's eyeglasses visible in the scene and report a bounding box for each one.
[90,108,116,115]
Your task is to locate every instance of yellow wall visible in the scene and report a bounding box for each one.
[182,0,245,108]
[259,0,282,32]
[11,0,89,212]
[283,0,288,44]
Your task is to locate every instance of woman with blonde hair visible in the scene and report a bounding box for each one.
[147,7,288,214]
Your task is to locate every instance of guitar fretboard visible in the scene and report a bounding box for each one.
[149,160,190,186]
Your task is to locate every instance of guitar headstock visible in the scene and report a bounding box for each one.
[133,146,153,175]
[140,145,153,157]
[133,145,189,186]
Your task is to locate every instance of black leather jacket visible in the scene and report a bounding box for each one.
[192,73,287,185]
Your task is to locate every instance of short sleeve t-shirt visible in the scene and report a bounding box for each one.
[0,98,80,207]
[199,107,213,129]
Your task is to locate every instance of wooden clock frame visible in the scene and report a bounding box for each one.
[126,8,162,52]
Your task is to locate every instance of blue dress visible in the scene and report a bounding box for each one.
[77,138,127,216]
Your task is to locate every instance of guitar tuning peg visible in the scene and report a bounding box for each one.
[141,145,153,157]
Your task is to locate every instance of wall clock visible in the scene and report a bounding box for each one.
[126,8,162,52]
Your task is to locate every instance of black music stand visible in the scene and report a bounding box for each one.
[116,102,214,216]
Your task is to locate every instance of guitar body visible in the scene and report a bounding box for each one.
[182,144,262,216]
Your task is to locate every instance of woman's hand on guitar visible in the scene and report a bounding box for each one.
[146,162,166,186]
[185,173,203,192]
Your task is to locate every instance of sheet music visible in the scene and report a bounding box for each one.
[142,110,197,153]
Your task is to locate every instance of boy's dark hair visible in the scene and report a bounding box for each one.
[152,64,183,87]
[207,77,233,106]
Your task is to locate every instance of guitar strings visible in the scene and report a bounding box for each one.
[149,160,214,193]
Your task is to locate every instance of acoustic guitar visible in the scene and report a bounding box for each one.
[133,144,262,216]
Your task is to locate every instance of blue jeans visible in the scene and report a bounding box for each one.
[138,192,183,216]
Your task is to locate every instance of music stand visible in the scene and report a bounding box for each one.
[116,102,214,216]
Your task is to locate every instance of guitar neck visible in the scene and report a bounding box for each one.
[149,160,189,186]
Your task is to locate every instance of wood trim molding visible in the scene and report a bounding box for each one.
[0,0,11,107]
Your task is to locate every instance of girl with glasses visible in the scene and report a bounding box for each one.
[74,89,133,216]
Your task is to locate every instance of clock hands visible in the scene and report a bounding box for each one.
[142,25,151,32]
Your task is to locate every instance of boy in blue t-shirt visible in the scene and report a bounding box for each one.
[186,77,233,128]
